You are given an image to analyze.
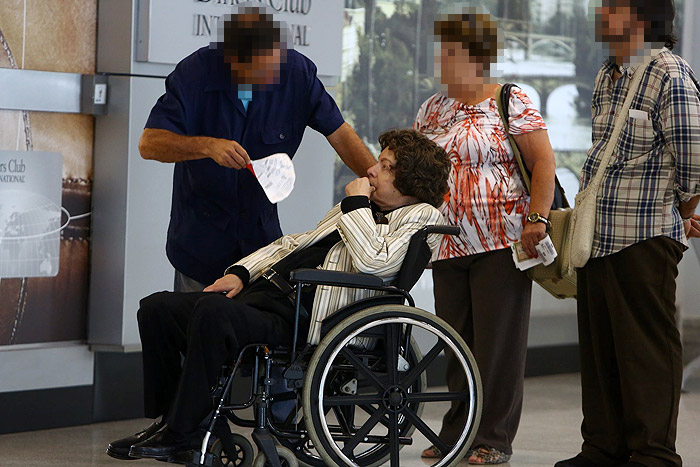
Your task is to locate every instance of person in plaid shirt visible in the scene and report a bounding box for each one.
[557,1,700,467]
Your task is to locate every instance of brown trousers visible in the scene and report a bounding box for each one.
[577,236,684,467]
[432,248,532,455]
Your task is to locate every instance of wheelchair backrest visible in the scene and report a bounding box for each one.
[394,224,460,292]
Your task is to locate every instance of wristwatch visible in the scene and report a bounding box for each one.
[527,212,551,231]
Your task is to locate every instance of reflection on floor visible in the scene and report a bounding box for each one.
[0,373,699,466]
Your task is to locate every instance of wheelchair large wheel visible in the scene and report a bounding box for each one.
[302,305,481,467]
[277,337,426,466]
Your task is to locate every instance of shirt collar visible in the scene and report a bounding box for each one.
[369,201,389,224]
[370,201,420,224]
[237,84,253,100]
[615,45,666,77]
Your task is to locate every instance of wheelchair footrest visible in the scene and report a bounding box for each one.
[181,450,218,466]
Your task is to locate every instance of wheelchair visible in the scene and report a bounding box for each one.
[179,225,482,467]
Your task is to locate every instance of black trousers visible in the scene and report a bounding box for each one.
[577,236,684,467]
[137,291,293,436]
[432,248,532,455]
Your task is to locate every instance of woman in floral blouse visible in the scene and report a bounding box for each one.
[416,11,557,465]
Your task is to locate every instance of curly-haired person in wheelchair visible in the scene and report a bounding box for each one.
[107,128,451,461]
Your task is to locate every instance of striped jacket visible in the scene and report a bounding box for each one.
[226,202,445,344]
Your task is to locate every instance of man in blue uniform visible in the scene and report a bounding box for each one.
[139,7,375,291]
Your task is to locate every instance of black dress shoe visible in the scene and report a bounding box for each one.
[106,420,165,460]
[129,429,196,460]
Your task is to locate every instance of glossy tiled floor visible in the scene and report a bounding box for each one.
[1,373,699,466]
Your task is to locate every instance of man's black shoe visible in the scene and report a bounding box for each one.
[555,454,608,467]
[129,429,196,460]
[106,420,165,460]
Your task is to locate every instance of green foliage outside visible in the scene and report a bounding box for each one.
[345,15,416,143]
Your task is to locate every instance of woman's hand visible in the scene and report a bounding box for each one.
[203,274,244,298]
[520,222,547,258]
[684,214,700,239]
[345,177,375,197]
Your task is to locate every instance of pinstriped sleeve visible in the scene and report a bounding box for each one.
[226,205,342,282]
[225,231,306,282]
[336,204,444,277]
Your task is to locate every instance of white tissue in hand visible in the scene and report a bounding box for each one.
[249,153,296,204]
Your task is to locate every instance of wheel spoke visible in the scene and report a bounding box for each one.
[340,347,386,391]
[385,323,401,386]
[406,390,470,403]
[389,411,400,467]
[323,394,383,406]
[332,405,353,434]
[400,339,446,388]
[402,406,451,455]
[340,404,388,456]
[359,404,391,430]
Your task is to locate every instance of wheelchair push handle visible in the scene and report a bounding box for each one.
[422,225,460,236]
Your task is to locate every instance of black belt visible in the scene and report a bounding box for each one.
[262,268,310,320]
[262,268,296,298]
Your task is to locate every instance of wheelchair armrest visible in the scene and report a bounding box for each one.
[289,268,387,288]
[423,225,460,236]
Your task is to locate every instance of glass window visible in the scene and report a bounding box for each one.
[335,0,685,202]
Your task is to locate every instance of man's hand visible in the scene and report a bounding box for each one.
[205,138,251,169]
[345,177,375,197]
[684,214,700,239]
[520,222,547,258]
[203,274,244,298]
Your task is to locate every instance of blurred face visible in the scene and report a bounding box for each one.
[596,2,647,62]
[437,41,484,98]
[367,148,412,210]
[226,47,282,86]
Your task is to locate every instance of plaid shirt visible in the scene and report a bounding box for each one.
[582,48,700,257]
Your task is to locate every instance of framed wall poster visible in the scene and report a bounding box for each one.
[0,1,96,346]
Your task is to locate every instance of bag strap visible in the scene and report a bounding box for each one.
[587,54,655,192]
[496,84,531,191]
[495,83,571,209]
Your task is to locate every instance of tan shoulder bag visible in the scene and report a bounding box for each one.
[496,84,577,299]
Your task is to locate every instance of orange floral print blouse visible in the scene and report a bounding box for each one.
[414,88,547,260]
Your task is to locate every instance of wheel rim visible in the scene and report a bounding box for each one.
[306,311,480,467]
[219,445,242,466]
[213,435,252,467]
[279,338,425,467]
[255,445,298,467]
